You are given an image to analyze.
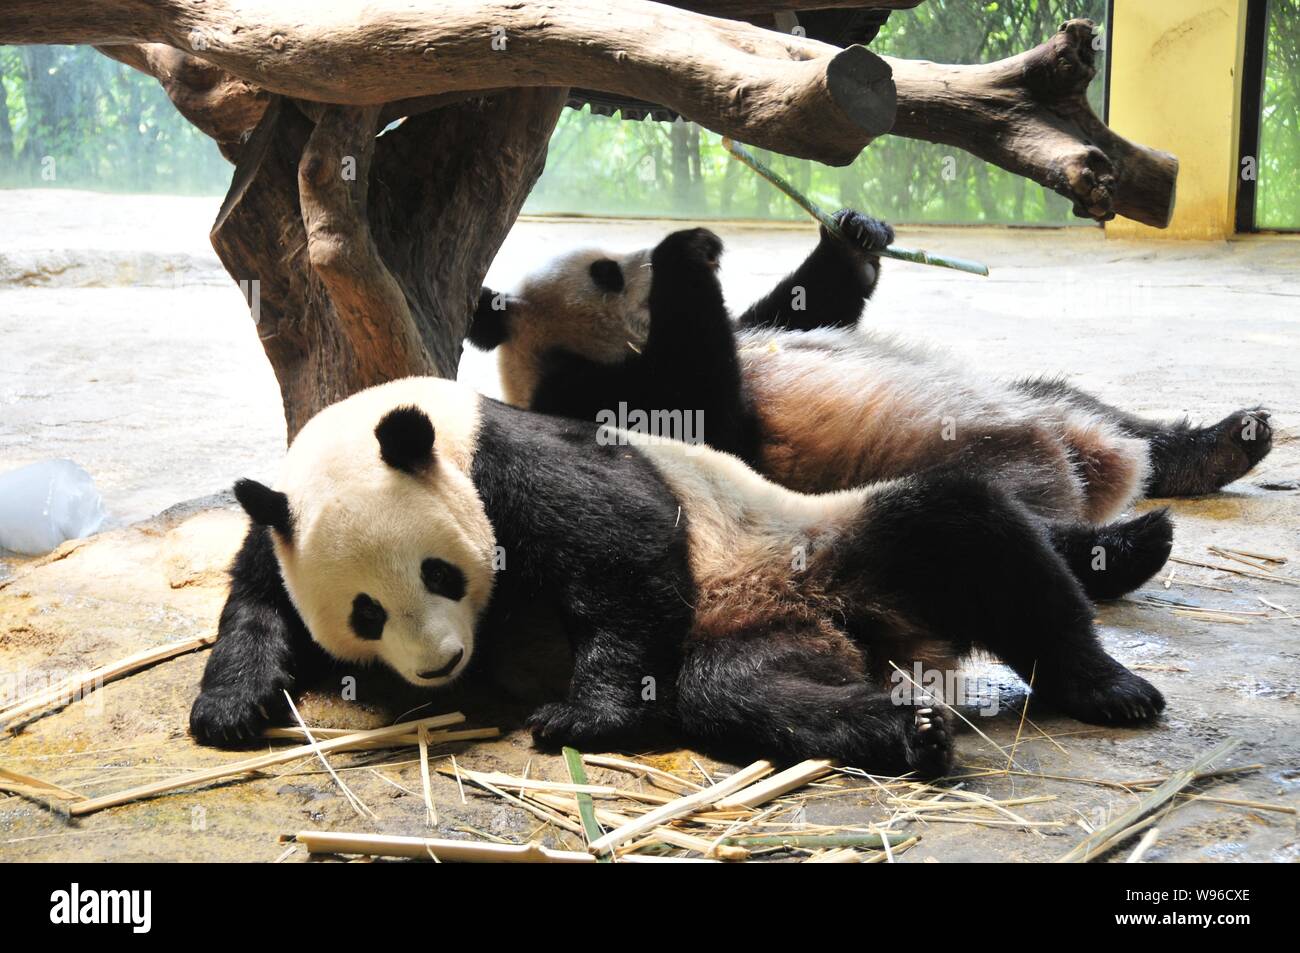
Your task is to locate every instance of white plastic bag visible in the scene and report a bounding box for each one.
[0,459,106,556]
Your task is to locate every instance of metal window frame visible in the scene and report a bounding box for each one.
[1236,0,1270,233]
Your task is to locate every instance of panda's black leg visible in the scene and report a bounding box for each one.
[190,524,329,747]
[737,208,893,332]
[1046,509,1174,601]
[676,634,953,778]
[1016,377,1273,496]
[834,473,1165,725]
[526,614,674,752]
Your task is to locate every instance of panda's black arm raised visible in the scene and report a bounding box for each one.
[190,523,330,747]
[638,228,754,458]
[737,209,892,333]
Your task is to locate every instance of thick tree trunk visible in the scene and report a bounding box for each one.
[887,19,1179,228]
[210,90,566,437]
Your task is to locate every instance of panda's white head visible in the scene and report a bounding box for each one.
[469,244,654,407]
[234,378,496,687]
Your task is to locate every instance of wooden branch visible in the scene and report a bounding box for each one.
[887,19,1179,227]
[4,0,898,166]
[297,105,435,386]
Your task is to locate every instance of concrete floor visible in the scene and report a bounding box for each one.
[0,189,1297,862]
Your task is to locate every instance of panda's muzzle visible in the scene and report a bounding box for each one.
[418,648,464,681]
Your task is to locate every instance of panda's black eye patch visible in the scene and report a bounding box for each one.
[350,593,387,640]
[422,558,467,602]
[589,258,625,293]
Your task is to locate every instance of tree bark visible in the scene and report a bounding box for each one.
[887,19,1179,227]
[5,0,898,165]
[210,89,566,437]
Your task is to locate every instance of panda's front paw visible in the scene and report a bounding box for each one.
[653,227,723,273]
[832,209,894,254]
[526,700,648,751]
[189,686,284,748]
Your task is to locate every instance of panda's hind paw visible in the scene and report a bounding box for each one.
[908,707,955,779]
[526,700,648,751]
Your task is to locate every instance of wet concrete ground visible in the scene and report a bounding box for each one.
[0,190,1297,861]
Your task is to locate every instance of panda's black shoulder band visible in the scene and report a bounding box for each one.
[375,405,436,473]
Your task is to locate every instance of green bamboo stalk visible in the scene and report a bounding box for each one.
[562,746,611,862]
[721,138,990,277]
[721,832,912,850]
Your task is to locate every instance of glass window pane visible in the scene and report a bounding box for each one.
[1256,0,1300,229]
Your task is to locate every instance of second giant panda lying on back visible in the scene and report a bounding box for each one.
[193,376,1171,776]
[469,214,1273,548]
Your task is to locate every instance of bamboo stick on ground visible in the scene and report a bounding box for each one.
[581,754,703,794]
[721,832,911,850]
[722,138,990,277]
[1125,827,1160,863]
[716,759,833,809]
[67,712,465,817]
[1057,738,1242,863]
[262,726,500,750]
[529,792,749,860]
[562,747,606,856]
[804,848,864,863]
[418,724,437,828]
[0,766,86,801]
[586,760,773,854]
[290,831,597,863]
[287,831,718,863]
[0,635,216,730]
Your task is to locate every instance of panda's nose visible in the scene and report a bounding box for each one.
[419,648,464,680]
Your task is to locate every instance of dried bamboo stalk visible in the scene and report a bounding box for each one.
[804,848,864,863]
[716,759,833,809]
[529,792,749,860]
[68,712,464,816]
[1125,827,1160,863]
[263,726,499,749]
[0,635,216,729]
[581,754,703,793]
[290,830,597,863]
[586,760,773,854]
[1057,738,1242,863]
[440,767,622,797]
[0,766,85,801]
[722,832,910,849]
[418,724,437,828]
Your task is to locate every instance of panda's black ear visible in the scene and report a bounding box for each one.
[233,478,293,539]
[375,405,436,473]
[589,258,625,293]
[467,286,514,351]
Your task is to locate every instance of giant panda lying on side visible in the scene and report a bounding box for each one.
[468,215,1274,576]
[193,374,1172,777]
